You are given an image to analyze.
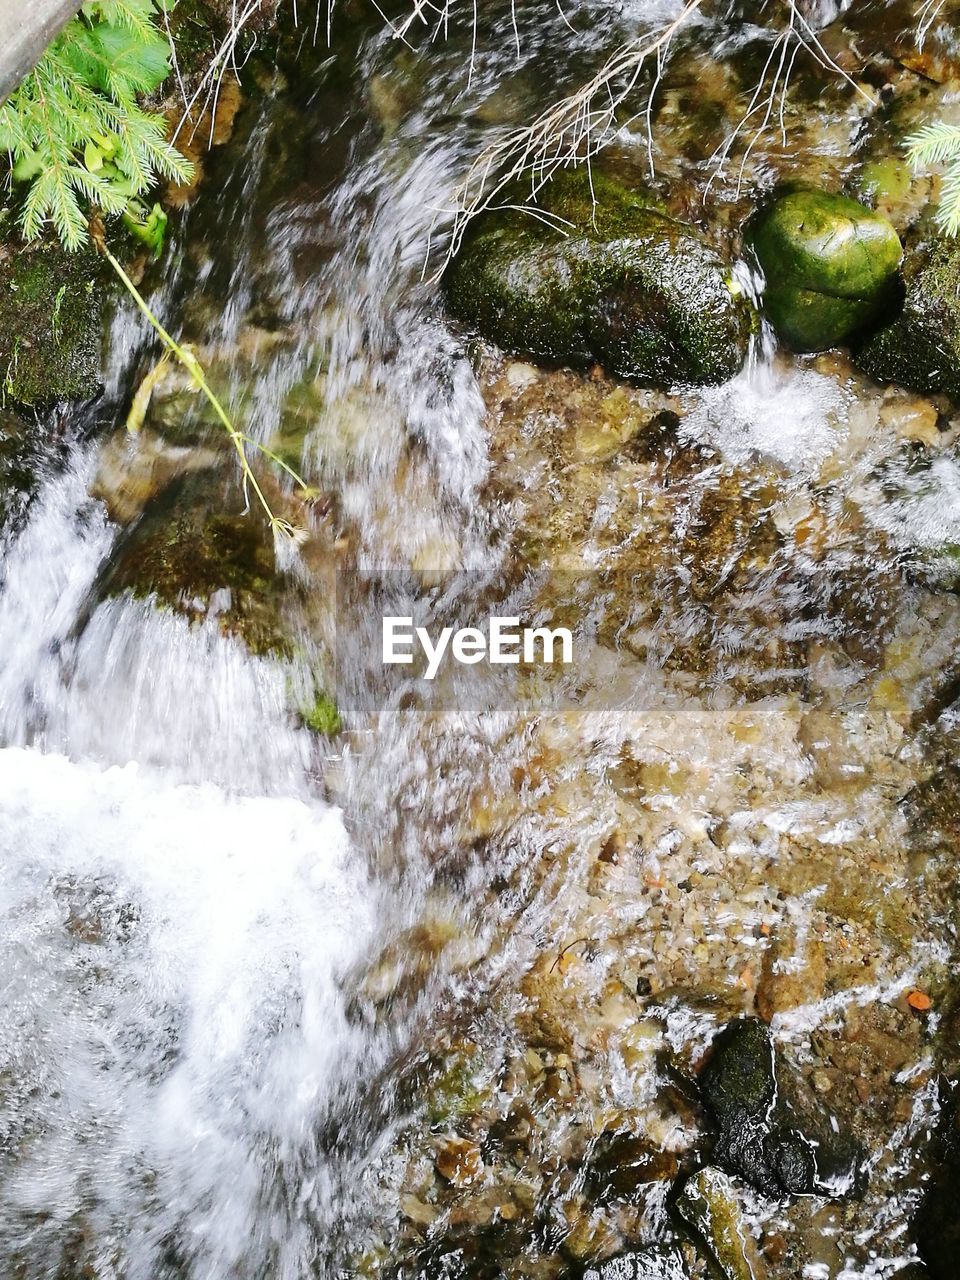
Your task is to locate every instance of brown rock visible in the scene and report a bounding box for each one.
[756,926,827,1022]
[436,1137,484,1188]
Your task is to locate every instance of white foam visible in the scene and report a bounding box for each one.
[0,746,372,1278]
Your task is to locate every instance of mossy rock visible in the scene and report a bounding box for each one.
[101,472,294,656]
[675,1167,764,1280]
[746,189,902,351]
[855,238,960,400]
[445,169,754,388]
[0,239,105,406]
[699,1017,862,1198]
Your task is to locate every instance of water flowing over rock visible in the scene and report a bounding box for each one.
[445,169,755,387]
[747,190,902,351]
[675,1167,766,1280]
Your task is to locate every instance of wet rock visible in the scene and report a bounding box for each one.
[698,1018,861,1197]
[0,239,105,406]
[855,238,960,400]
[584,1131,680,1201]
[913,1082,960,1277]
[676,1166,766,1280]
[435,1136,484,1188]
[445,169,754,388]
[91,428,220,524]
[581,1246,689,1280]
[747,190,902,351]
[101,471,296,655]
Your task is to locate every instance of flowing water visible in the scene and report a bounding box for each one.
[1,2,960,1277]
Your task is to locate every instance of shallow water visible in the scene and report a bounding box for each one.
[1,2,960,1277]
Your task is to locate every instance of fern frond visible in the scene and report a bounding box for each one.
[906,122,960,168]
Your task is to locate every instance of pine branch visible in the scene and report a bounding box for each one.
[907,121,960,237]
[4,0,194,249]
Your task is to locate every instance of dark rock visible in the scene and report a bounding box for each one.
[914,1081,960,1277]
[747,189,902,351]
[445,169,754,388]
[698,1017,862,1197]
[581,1247,689,1280]
[855,238,960,400]
[0,238,105,406]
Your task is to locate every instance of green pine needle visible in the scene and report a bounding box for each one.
[1,0,193,251]
[907,121,960,237]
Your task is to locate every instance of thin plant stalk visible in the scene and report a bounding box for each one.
[102,245,310,538]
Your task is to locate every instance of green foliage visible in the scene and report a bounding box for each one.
[122,199,169,255]
[0,0,193,250]
[301,691,342,737]
[907,121,960,237]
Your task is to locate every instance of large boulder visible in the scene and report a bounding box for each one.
[855,238,960,400]
[698,1017,862,1197]
[444,170,754,388]
[746,190,902,351]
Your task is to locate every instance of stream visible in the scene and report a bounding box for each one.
[2,1,960,1277]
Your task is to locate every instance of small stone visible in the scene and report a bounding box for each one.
[505,361,539,391]
[399,1194,437,1226]
[880,395,941,447]
[435,1137,484,1188]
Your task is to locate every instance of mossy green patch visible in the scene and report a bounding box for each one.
[746,190,902,351]
[301,690,341,736]
[0,239,105,406]
[445,168,754,388]
[855,237,960,400]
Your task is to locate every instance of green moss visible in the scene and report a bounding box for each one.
[423,1048,491,1125]
[0,239,105,406]
[762,284,876,354]
[301,691,341,736]
[855,238,960,400]
[746,190,902,351]
[444,168,754,387]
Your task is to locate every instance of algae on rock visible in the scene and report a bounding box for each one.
[747,190,902,352]
[445,169,754,388]
[0,240,105,406]
[855,237,960,400]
